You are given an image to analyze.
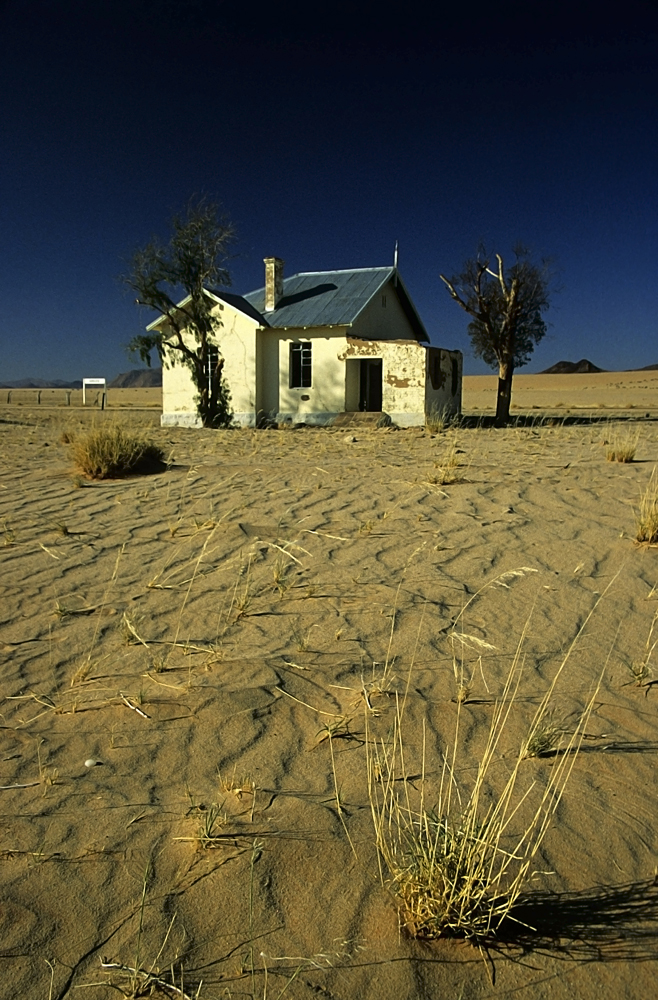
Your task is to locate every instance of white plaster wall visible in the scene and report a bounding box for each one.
[161,352,199,424]
[255,328,349,423]
[220,304,258,422]
[161,301,258,427]
[256,329,279,419]
[381,342,426,419]
[344,358,361,411]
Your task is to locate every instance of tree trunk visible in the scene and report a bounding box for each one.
[495,361,514,426]
[208,357,225,427]
[196,358,212,428]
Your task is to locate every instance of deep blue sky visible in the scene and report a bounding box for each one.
[2,0,657,380]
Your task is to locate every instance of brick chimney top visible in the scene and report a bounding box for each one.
[264,257,284,312]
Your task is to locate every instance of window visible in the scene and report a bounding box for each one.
[204,347,220,395]
[428,348,445,390]
[290,342,312,388]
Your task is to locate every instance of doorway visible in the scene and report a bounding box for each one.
[359,359,382,411]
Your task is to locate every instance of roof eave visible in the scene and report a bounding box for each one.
[145,288,265,331]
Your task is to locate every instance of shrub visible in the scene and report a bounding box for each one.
[71,425,165,479]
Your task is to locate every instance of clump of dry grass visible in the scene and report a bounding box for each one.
[1,518,15,547]
[425,404,455,434]
[636,467,658,544]
[71,424,165,479]
[425,439,465,486]
[522,710,564,758]
[173,803,228,851]
[627,659,651,685]
[605,425,639,463]
[367,587,608,943]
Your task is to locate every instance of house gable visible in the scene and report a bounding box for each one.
[349,274,428,343]
[146,288,262,333]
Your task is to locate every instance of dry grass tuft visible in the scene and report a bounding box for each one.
[1,518,15,547]
[522,710,563,758]
[627,659,651,685]
[605,425,639,463]
[368,597,605,943]
[425,404,456,434]
[70,659,93,687]
[426,440,465,486]
[292,620,318,652]
[71,424,165,479]
[636,467,658,544]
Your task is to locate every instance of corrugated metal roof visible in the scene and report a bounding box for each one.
[147,266,429,342]
[243,266,395,328]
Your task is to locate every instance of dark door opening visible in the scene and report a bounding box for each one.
[359,358,383,411]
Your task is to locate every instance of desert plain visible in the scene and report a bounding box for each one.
[1,372,658,999]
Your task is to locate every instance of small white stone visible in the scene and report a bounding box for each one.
[84,758,102,767]
[344,434,357,443]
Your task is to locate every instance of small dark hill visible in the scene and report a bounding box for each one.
[632,363,658,371]
[109,368,162,388]
[0,378,82,388]
[539,359,605,374]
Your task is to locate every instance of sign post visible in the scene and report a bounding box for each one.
[82,378,106,408]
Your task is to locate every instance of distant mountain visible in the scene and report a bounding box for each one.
[538,359,606,374]
[109,368,162,388]
[0,369,162,389]
[0,378,82,389]
[632,363,658,371]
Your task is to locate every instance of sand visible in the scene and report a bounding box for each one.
[465,368,658,414]
[1,379,658,998]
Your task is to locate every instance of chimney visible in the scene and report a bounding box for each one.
[264,257,284,312]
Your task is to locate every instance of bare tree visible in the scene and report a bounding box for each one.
[124,198,236,427]
[440,246,550,425]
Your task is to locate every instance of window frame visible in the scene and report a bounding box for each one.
[203,346,221,396]
[290,341,312,389]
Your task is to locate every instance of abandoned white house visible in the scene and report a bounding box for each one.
[152,258,463,427]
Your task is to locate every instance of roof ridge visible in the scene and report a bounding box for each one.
[289,266,393,277]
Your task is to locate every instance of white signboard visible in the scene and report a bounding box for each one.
[82,378,106,406]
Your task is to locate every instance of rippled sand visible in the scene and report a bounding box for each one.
[1,399,658,998]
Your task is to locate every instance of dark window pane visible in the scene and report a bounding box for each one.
[291,342,312,388]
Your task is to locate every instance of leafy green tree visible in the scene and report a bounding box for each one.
[440,246,551,425]
[125,198,236,427]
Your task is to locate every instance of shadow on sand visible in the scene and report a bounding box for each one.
[498,878,658,963]
[460,412,658,429]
